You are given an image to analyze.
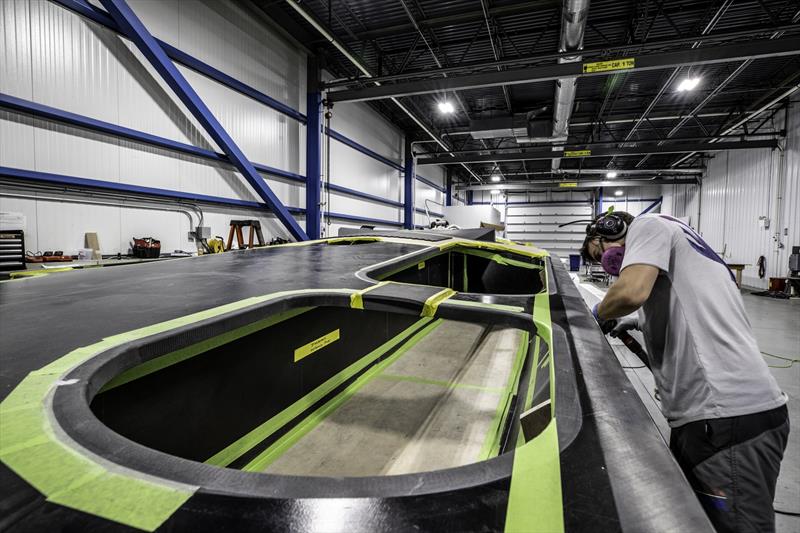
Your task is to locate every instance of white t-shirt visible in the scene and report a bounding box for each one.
[620,214,786,427]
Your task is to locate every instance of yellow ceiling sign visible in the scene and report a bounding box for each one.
[558,182,578,188]
[582,58,635,74]
[564,149,591,157]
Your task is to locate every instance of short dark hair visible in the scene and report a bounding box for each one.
[581,234,599,263]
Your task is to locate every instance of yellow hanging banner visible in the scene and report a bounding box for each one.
[582,57,635,73]
[564,149,591,157]
[294,329,340,362]
[558,182,578,188]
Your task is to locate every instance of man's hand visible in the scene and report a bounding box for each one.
[608,315,639,338]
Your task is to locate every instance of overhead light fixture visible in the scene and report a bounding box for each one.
[437,101,455,114]
[676,77,701,92]
[490,189,502,196]
[614,189,624,196]
[606,171,618,178]
[490,175,501,182]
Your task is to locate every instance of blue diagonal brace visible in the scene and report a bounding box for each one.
[98,0,308,241]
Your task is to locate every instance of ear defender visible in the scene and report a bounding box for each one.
[587,212,628,240]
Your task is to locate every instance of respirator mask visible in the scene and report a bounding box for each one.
[600,245,625,276]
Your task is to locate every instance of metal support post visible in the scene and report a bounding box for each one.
[99,0,308,241]
[445,168,453,207]
[404,138,415,229]
[306,57,322,240]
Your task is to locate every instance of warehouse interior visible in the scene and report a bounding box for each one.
[0,0,799,531]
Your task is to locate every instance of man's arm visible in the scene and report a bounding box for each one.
[596,264,659,320]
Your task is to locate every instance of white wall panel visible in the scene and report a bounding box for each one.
[659,99,800,289]
[0,0,34,96]
[1,0,418,252]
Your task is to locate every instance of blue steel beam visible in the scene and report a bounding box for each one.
[98,0,307,240]
[0,93,406,210]
[0,166,405,228]
[50,0,438,197]
[51,0,306,123]
[639,197,663,214]
[403,139,414,229]
[306,59,322,240]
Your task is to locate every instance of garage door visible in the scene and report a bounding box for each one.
[505,202,594,258]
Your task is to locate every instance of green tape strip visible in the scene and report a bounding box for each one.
[349,281,390,310]
[242,319,444,472]
[504,419,564,533]
[459,248,544,270]
[478,330,530,460]
[205,316,433,467]
[421,288,456,317]
[0,288,355,530]
[101,307,313,392]
[377,373,506,393]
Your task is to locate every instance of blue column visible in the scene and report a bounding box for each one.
[99,0,308,240]
[467,190,473,205]
[306,58,322,240]
[445,168,452,207]
[597,187,604,216]
[403,138,414,229]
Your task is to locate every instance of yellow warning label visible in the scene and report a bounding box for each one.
[294,329,340,362]
[564,150,591,157]
[418,261,426,270]
[558,182,578,188]
[582,58,635,73]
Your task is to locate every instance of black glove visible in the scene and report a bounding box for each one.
[608,315,640,338]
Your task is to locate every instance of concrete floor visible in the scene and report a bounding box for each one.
[264,321,523,476]
[570,273,800,533]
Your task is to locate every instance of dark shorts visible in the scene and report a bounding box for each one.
[670,404,790,533]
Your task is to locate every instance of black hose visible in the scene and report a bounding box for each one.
[757,255,766,279]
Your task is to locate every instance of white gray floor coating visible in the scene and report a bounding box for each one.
[570,273,800,533]
[264,321,523,476]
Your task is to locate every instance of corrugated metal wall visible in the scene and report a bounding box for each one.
[662,98,800,289]
[0,0,447,253]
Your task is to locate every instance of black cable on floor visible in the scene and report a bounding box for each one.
[775,508,800,517]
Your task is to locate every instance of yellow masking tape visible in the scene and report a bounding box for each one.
[421,288,456,317]
[294,329,340,362]
[582,57,635,73]
[350,281,390,309]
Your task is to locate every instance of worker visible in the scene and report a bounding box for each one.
[581,210,789,533]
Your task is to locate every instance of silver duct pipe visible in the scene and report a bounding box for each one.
[551,0,590,170]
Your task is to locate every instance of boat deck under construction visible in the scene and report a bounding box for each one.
[0,229,712,532]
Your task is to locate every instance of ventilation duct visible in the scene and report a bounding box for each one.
[468,107,567,144]
[551,0,590,170]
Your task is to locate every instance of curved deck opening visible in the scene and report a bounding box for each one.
[88,302,547,477]
[371,245,546,295]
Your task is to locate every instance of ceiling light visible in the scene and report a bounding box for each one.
[490,189,502,195]
[606,171,618,178]
[490,175,501,182]
[437,101,455,114]
[677,77,701,92]
[614,189,624,196]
